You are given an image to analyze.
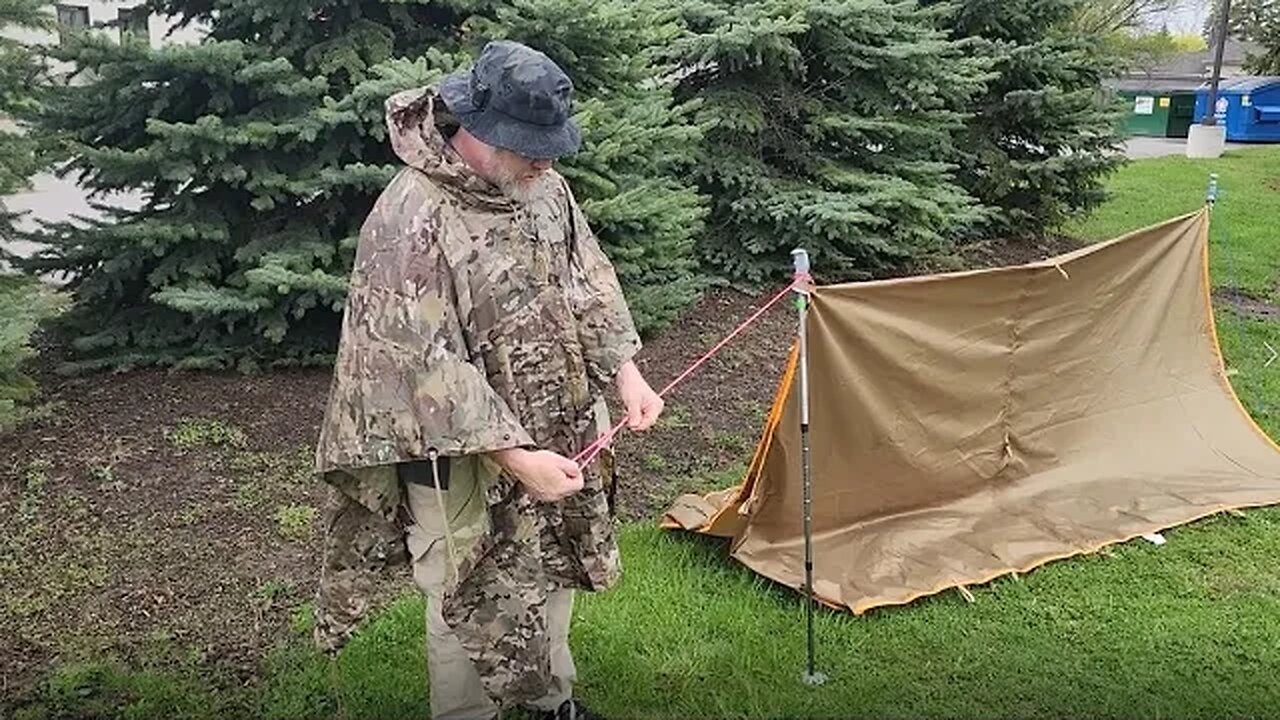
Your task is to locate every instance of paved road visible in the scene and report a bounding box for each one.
[1124,136,1256,159]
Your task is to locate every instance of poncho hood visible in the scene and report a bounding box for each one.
[384,85,516,210]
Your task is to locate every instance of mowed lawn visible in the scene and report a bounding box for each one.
[18,148,1280,719]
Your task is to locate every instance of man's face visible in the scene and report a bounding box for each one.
[487,147,554,202]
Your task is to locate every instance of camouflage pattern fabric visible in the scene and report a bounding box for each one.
[312,483,407,654]
[313,84,640,707]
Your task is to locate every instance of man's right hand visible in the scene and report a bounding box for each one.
[492,448,583,502]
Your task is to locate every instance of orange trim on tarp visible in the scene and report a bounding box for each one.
[1200,208,1280,456]
[660,342,799,535]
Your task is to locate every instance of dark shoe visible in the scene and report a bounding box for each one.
[539,699,603,720]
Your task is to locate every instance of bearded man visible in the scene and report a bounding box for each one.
[312,40,664,720]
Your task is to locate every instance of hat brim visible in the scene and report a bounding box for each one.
[439,72,582,160]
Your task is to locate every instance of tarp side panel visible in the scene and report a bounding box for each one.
[727,209,1280,612]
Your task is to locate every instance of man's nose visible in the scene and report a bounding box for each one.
[531,158,553,171]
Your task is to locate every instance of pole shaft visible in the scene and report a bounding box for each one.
[792,248,817,680]
[800,299,815,676]
[1205,0,1233,127]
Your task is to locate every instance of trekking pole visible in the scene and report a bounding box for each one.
[791,248,826,687]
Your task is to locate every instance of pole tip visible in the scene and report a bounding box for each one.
[802,670,828,686]
[792,248,810,274]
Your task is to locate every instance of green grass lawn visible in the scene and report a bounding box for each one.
[1065,147,1280,439]
[1065,146,1280,299]
[17,148,1280,720]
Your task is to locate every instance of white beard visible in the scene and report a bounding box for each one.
[490,163,541,204]
[499,179,537,204]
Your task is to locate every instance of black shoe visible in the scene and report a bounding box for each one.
[539,699,603,720]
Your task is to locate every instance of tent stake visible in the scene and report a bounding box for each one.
[792,248,827,687]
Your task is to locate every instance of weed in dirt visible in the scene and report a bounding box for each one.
[60,558,110,589]
[697,330,721,347]
[6,588,51,618]
[718,345,753,367]
[60,494,93,521]
[18,459,50,521]
[24,458,50,484]
[641,453,668,473]
[655,404,692,430]
[275,505,317,541]
[228,447,312,488]
[254,579,294,612]
[288,602,314,635]
[87,463,115,486]
[692,462,747,496]
[712,431,748,455]
[172,503,205,526]
[3,461,55,617]
[736,399,768,427]
[166,418,247,451]
[235,482,271,510]
[12,530,114,618]
[646,461,746,514]
[3,400,67,434]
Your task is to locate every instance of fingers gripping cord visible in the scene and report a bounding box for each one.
[573,280,805,470]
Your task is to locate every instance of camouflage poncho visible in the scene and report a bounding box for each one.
[314,85,641,703]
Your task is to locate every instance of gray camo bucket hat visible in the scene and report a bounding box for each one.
[439,40,582,160]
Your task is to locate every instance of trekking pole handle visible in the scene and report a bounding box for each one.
[792,248,811,278]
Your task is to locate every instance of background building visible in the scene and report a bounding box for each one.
[1112,38,1266,139]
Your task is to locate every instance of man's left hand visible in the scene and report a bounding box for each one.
[616,361,663,431]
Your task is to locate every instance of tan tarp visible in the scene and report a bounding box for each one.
[663,208,1280,614]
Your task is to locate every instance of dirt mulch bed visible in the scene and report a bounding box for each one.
[960,234,1084,270]
[0,365,347,699]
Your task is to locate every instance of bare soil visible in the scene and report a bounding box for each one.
[1215,287,1280,320]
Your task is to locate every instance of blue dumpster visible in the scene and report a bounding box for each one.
[1194,76,1280,142]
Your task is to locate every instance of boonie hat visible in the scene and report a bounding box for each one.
[439,40,582,160]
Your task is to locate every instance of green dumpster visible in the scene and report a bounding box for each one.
[1116,86,1200,138]
[1166,93,1197,138]
[1121,91,1172,136]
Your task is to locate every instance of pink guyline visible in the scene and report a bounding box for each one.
[573,276,810,470]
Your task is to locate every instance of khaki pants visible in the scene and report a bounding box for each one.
[403,455,575,720]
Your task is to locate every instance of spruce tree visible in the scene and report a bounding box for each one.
[666,0,991,284]
[22,0,705,371]
[1,1,62,427]
[0,0,52,257]
[937,0,1127,239]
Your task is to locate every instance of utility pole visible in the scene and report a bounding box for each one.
[1203,0,1233,127]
